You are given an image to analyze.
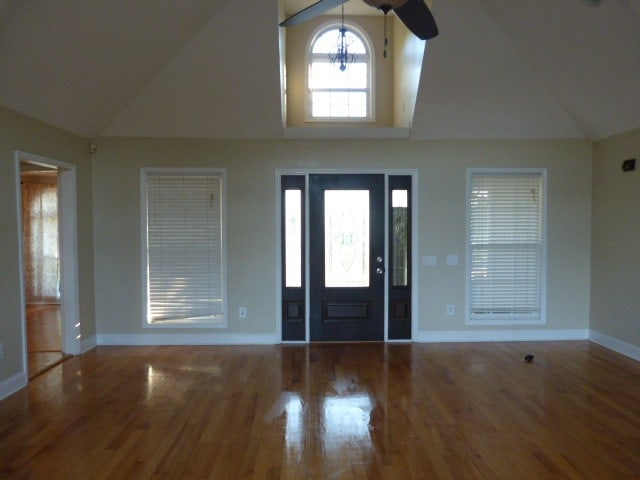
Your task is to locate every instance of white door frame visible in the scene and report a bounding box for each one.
[275,168,419,343]
[14,151,81,378]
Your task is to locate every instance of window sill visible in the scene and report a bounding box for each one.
[145,318,227,329]
[465,318,545,326]
[284,126,410,139]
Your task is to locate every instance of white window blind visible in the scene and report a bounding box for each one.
[145,172,224,325]
[467,171,544,323]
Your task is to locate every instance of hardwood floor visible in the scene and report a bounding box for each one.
[25,304,69,379]
[0,342,639,479]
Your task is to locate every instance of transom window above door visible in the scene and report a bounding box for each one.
[307,23,373,121]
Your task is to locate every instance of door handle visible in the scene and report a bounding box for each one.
[376,267,385,274]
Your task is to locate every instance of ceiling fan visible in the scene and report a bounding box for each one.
[280,0,439,40]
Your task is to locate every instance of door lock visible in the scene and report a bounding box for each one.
[376,267,385,274]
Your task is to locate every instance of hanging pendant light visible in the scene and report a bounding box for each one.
[328,4,356,72]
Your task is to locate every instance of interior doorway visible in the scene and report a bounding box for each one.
[15,151,81,380]
[20,166,66,377]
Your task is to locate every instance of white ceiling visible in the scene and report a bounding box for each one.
[0,0,638,140]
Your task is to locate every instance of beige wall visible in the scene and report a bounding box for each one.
[591,128,640,348]
[284,15,394,127]
[392,19,425,128]
[4,103,638,389]
[0,106,95,386]
[92,137,592,339]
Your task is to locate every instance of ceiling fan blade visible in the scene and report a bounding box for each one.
[280,0,349,27]
[393,0,438,40]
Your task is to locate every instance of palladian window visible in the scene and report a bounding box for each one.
[307,24,373,120]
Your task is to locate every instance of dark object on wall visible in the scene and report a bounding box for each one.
[524,354,535,363]
[622,159,636,172]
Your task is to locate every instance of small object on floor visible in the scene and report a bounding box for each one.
[524,354,534,363]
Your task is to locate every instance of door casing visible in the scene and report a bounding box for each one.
[14,151,81,382]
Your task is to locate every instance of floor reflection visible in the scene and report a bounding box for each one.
[284,392,304,450]
[321,394,374,447]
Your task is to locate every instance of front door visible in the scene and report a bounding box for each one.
[309,174,385,341]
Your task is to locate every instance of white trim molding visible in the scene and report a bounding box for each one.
[14,150,82,386]
[589,330,640,362]
[415,329,589,343]
[284,127,409,139]
[80,335,98,354]
[97,333,278,346]
[0,372,28,401]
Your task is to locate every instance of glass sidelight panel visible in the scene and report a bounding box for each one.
[284,190,303,288]
[391,190,409,287]
[324,190,370,288]
[388,176,412,340]
[281,175,305,341]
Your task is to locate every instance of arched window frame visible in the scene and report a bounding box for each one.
[305,21,375,122]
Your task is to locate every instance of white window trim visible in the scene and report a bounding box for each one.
[140,167,228,329]
[304,20,375,123]
[465,168,547,326]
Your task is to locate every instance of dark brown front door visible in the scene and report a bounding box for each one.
[309,174,385,341]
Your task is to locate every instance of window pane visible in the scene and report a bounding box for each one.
[311,91,367,118]
[285,190,302,288]
[330,92,350,117]
[392,190,408,208]
[311,92,331,117]
[392,190,408,286]
[312,29,366,54]
[324,190,369,288]
[310,61,368,89]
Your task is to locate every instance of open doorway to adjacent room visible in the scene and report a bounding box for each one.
[16,152,81,379]
[20,165,67,377]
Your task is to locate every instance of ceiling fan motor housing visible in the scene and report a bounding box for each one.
[363,0,408,12]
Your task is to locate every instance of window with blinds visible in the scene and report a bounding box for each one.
[142,169,225,326]
[466,169,546,324]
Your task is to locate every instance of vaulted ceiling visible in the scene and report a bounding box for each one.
[0,0,638,140]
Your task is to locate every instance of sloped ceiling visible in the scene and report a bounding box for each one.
[0,0,638,140]
[414,0,640,140]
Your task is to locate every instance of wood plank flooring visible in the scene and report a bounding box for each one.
[0,342,639,479]
[26,304,68,379]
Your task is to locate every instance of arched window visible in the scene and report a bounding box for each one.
[307,23,372,120]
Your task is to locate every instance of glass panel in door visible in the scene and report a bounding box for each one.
[324,190,370,288]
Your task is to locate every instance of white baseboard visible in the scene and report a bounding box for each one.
[80,335,97,354]
[96,333,278,346]
[589,330,640,362]
[0,371,28,401]
[415,329,590,343]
